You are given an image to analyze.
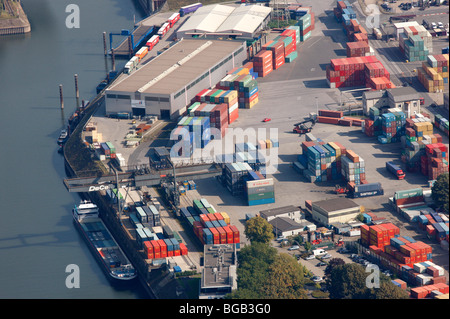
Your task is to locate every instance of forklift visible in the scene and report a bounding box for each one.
[293,118,317,134]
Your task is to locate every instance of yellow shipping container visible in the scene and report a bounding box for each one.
[220,212,230,225]
[266,139,272,148]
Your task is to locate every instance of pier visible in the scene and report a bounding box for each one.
[0,0,31,36]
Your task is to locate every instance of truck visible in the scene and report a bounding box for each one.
[373,27,382,40]
[386,161,405,180]
[347,182,384,198]
[312,249,326,256]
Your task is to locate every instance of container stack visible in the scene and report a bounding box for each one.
[326,56,393,89]
[296,13,313,42]
[399,25,433,61]
[433,114,449,136]
[416,210,449,243]
[143,238,187,259]
[297,139,347,183]
[217,70,259,110]
[245,172,275,206]
[263,40,285,71]
[333,0,348,22]
[411,283,449,299]
[193,89,239,126]
[360,223,400,249]
[253,50,273,78]
[276,29,297,62]
[341,149,366,185]
[400,114,435,171]
[422,143,449,181]
[176,116,211,149]
[223,162,253,196]
[346,41,370,57]
[417,54,449,93]
[377,110,406,144]
[182,199,240,247]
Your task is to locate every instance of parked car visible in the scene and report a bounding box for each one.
[316,262,327,267]
[432,22,437,29]
[438,22,444,29]
[305,255,316,260]
[312,276,323,282]
[322,254,332,259]
[288,245,300,251]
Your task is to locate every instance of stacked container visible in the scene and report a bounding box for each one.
[245,172,275,206]
[253,50,273,77]
[183,199,240,247]
[360,223,400,249]
[263,40,285,71]
[299,140,346,183]
[217,70,259,110]
[296,13,312,42]
[341,150,366,185]
[223,162,253,196]
[176,116,211,149]
[399,25,433,60]
[423,143,449,180]
[433,114,449,136]
[346,41,370,57]
[326,56,393,89]
[377,110,406,144]
[417,54,449,93]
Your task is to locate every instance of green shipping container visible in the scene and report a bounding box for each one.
[247,192,275,201]
[394,188,423,200]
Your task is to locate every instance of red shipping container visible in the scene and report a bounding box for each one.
[216,226,227,244]
[229,225,240,243]
[318,116,340,124]
[222,226,234,244]
[174,249,180,256]
[158,239,167,258]
[209,227,219,244]
[180,243,188,256]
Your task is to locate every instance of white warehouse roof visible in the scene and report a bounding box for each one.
[216,5,272,34]
[177,4,272,36]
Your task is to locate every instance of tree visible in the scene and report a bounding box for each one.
[261,253,307,299]
[327,263,370,299]
[234,242,278,294]
[244,216,274,244]
[303,241,312,252]
[369,281,409,299]
[432,173,449,213]
[324,258,345,278]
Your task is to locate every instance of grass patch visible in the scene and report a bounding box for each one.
[311,290,329,299]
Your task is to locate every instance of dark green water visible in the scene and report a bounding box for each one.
[0,0,149,298]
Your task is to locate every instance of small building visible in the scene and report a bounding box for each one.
[199,244,237,299]
[259,205,303,223]
[269,217,310,238]
[362,87,421,118]
[311,198,361,226]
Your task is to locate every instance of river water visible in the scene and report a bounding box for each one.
[0,0,149,298]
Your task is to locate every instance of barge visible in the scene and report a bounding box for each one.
[72,200,137,282]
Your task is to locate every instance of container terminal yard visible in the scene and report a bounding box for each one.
[61,0,449,300]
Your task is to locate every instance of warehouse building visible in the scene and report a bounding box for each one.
[199,244,237,299]
[176,4,272,40]
[311,198,361,226]
[269,217,315,238]
[259,205,303,223]
[362,87,421,118]
[105,39,247,119]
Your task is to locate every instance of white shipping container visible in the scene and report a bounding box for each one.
[246,178,274,188]
[414,263,426,273]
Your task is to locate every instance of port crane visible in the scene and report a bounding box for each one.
[293,118,317,134]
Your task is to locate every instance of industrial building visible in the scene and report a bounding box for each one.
[199,244,237,299]
[105,38,247,119]
[269,217,314,238]
[176,4,272,40]
[259,205,303,223]
[310,198,361,226]
[362,87,422,118]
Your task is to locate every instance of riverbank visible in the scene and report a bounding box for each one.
[0,0,31,36]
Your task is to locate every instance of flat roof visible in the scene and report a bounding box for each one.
[260,205,300,218]
[107,39,244,95]
[269,217,304,232]
[177,4,271,35]
[202,244,236,289]
[312,198,359,213]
